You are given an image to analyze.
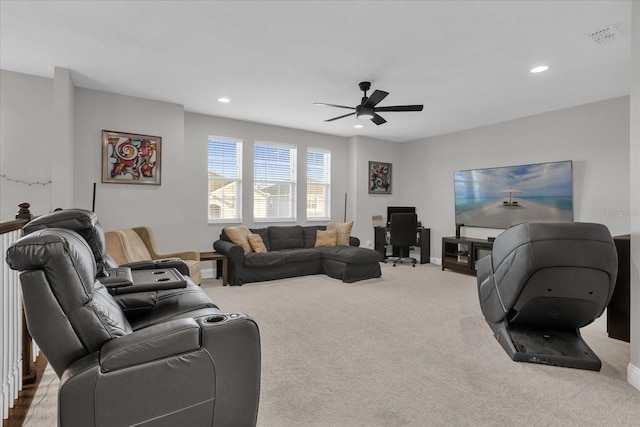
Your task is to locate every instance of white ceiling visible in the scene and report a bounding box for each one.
[0,1,632,142]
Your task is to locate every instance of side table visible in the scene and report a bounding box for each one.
[199,251,228,286]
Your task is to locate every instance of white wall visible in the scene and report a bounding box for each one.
[184,112,350,251]
[348,135,403,248]
[0,70,53,219]
[73,87,188,251]
[401,96,631,261]
[51,67,75,210]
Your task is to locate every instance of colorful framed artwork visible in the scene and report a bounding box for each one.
[369,161,392,194]
[102,130,162,185]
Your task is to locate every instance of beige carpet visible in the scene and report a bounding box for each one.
[24,264,639,426]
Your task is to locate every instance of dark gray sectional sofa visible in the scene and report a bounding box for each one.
[213,225,383,285]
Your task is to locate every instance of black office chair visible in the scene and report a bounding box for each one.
[476,222,618,371]
[386,212,418,267]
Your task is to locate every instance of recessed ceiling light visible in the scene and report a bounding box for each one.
[218,97,230,103]
[354,124,363,129]
[530,65,549,73]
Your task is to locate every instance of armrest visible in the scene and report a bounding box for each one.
[98,267,134,289]
[100,318,200,372]
[349,236,360,247]
[121,259,190,276]
[155,249,200,262]
[108,268,187,295]
[214,239,245,264]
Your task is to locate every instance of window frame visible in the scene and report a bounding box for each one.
[207,135,243,224]
[253,141,297,223]
[306,148,331,221]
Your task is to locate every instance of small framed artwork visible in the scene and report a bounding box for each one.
[102,130,162,185]
[369,161,392,194]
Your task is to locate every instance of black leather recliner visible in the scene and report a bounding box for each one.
[21,209,218,328]
[476,222,618,371]
[6,210,261,426]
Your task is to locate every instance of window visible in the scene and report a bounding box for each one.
[307,149,331,220]
[207,136,242,222]
[254,142,297,221]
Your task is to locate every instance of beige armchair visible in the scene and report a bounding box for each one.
[105,226,202,285]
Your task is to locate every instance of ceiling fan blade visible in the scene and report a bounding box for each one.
[325,112,356,122]
[363,90,389,108]
[313,102,355,110]
[371,114,387,125]
[375,105,424,112]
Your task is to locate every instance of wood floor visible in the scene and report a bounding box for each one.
[3,356,48,427]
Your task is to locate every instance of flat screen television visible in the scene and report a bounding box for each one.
[387,206,416,226]
[454,160,573,229]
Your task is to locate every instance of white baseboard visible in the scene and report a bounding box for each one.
[628,362,640,391]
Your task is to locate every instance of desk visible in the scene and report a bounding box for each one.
[200,251,228,286]
[374,227,430,264]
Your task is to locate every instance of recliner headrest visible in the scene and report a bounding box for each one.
[7,228,97,298]
[23,208,113,272]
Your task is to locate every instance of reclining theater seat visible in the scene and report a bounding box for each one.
[21,209,211,329]
[9,210,261,426]
[476,222,618,371]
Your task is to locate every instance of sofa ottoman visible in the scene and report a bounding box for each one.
[318,246,384,283]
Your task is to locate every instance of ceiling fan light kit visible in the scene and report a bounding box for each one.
[314,81,423,126]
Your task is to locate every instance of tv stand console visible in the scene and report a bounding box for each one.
[441,236,494,276]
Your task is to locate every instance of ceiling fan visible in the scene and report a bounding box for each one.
[314,81,423,125]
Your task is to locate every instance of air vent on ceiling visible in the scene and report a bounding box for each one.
[586,24,621,45]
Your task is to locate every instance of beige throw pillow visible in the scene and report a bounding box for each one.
[315,229,338,247]
[248,234,268,253]
[224,225,253,254]
[327,221,354,246]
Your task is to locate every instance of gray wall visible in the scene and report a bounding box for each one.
[184,112,350,251]
[400,96,631,261]
[0,70,54,218]
[347,135,404,248]
[74,87,189,250]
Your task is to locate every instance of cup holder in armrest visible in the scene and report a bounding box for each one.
[204,315,227,323]
[202,313,245,325]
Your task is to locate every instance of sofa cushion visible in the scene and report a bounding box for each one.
[248,234,268,253]
[250,228,271,251]
[303,225,325,248]
[318,246,382,264]
[315,229,337,247]
[244,251,287,268]
[279,248,322,264]
[224,225,253,254]
[269,226,304,251]
[327,221,354,246]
